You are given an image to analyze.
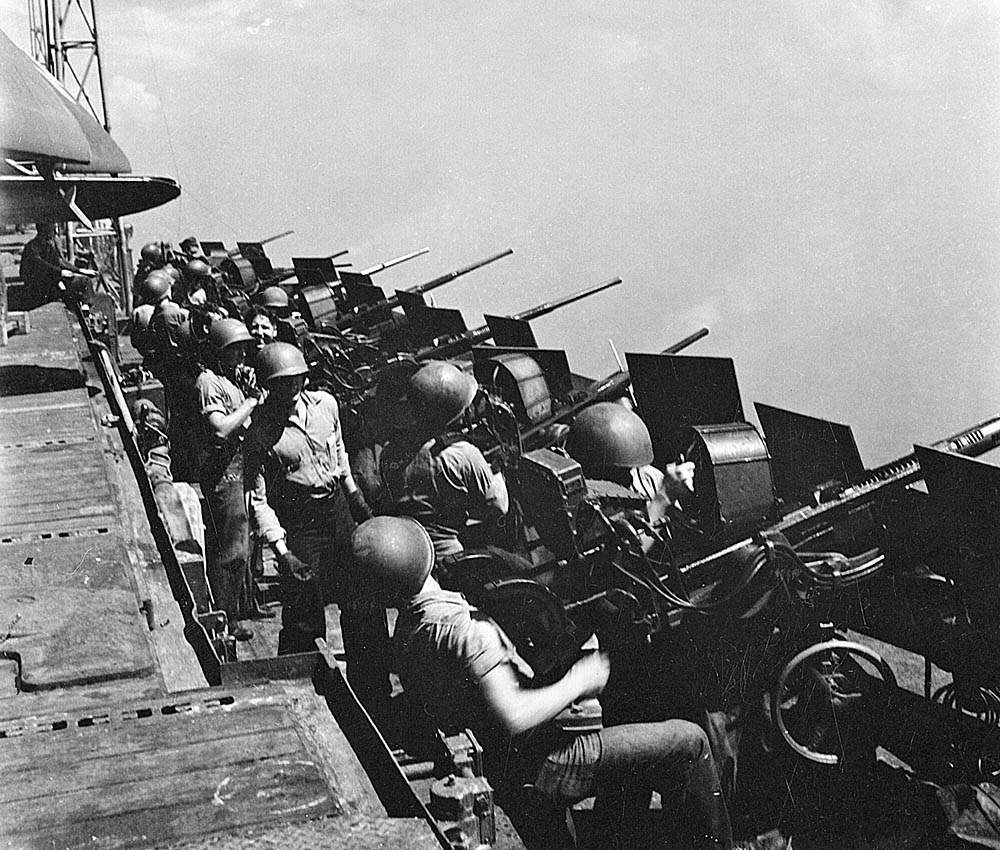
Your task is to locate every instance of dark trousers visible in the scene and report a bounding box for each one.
[276,495,392,717]
[202,452,248,627]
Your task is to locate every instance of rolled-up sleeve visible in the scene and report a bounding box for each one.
[244,431,284,544]
[439,442,509,520]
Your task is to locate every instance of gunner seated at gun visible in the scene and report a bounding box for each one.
[565,401,694,527]
[352,515,752,850]
[378,361,509,561]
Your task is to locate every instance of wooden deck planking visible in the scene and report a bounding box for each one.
[1,756,340,844]
[0,688,393,850]
[0,724,307,804]
[0,702,295,771]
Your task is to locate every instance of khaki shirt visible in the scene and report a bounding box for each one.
[244,389,349,543]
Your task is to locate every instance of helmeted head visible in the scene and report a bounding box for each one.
[135,269,173,305]
[35,222,55,239]
[256,286,289,311]
[163,264,182,285]
[140,242,164,265]
[565,402,655,477]
[183,258,212,283]
[255,341,307,402]
[209,317,253,371]
[408,361,478,430]
[351,516,435,598]
[208,317,252,351]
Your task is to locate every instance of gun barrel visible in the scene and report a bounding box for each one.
[511,277,621,322]
[411,247,514,296]
[934,415,1000,457]
[336,248,513,331]
[361,247,430,276]
[260,229,294,246]
[662,327,708,354]
[261,268,299,287]
[414,278,621,361]
[517,327,710,446]
[226,230,295,257]
[326,249,350,261]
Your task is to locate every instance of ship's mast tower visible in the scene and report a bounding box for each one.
[27,0,133,311]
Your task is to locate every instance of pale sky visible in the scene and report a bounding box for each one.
[2,0,999,463]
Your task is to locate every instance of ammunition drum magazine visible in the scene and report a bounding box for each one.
[687,422,776,540]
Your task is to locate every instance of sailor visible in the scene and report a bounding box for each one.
[138,270,202,481]
[254,285,301,345]
[181,258,214,307]
[566,400,764,835]
[195,318,260,642]
[352,515,736,849]
[565,401,694,523]
[245,306,279,353]
[244,343,390,711]
[18,222,96,308]
[179,235,207,261]
[254,285,291,318]
[378,360,509,561]
[144,272,193,364]
[134,241,166,284]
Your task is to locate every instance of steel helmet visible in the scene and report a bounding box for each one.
[255,341,308,385]
[351,516,435,596]
[208,317,253,350]
[140,242,163,264]
[257,286,289,310]
[180,235,200,251]
[566,402,655,472]
[135,270,172,305]
[408,361,478,428]
[183,259,212,280]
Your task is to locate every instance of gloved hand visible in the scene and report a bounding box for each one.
[346,487,374,524]
[277,550,314,582]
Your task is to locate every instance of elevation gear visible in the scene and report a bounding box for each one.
[566,401,655,472]
[255,341,308,385]
[135,270,172,305]
[208,317,253,350]
[409,361,478,428]
[257,286,289,310]
[351,516,435,596]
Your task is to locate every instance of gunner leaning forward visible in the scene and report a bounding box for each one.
[353,515,739,849]
[243,342,391,713]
